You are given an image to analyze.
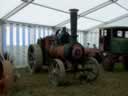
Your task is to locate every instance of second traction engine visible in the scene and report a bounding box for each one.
[28,9,99,86]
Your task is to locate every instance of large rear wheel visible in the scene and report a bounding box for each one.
[84,57,99,82]
[76,57,99,82]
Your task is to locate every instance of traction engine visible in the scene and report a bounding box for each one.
[28,9,99,86]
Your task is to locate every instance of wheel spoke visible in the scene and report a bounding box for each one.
[48,59,65,86]
[78,57,99,81]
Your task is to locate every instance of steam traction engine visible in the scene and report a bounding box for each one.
[28,9,99,86]
[99,27,128,71]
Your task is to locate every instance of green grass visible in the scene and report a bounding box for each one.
[114,63,125,72]
[9,68,128,96]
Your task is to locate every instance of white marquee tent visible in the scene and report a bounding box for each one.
[1,0,128,67]
[0,0,128,31]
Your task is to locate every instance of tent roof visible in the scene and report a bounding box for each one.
[0,0,128,31]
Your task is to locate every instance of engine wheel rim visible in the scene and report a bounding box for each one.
[49,63,59,86]
[48,59,65,86]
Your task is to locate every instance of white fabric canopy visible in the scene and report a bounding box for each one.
[8,4,69,26]
[118,0,128,9]
[0,0,128,30]
[86,4,127,22]
[0,0,22,18]
[34,0,108,13]
[64,18,101,30]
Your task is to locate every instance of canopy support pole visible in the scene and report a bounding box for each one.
[55,0,116,27]
[32,1,106,26]
[86,13,128,31]
[1,0,34,21]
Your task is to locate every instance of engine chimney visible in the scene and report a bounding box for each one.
[69,9,79,43]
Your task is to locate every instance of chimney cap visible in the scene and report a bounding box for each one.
[69,9,79,12]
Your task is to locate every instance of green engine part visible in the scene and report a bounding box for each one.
[64,43,73,59]
[110,38,128,54]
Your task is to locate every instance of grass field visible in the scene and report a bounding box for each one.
[9,65,128,96]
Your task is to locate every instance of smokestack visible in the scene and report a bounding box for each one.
[69,9,79,42]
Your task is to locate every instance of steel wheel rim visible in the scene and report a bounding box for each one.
[48,59,65,86]
[49,63,60,86]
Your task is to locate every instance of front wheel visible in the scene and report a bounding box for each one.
[48,59,65,86]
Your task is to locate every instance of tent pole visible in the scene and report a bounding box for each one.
[1,0,34,21]
[86,13,128,31]
[55,0,116,27]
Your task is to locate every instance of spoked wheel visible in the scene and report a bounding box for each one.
[28,44,43,73]
[48,59,65,86]
[82,57,99,82]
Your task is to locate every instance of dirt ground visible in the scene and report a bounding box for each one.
[9,65,128,96]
